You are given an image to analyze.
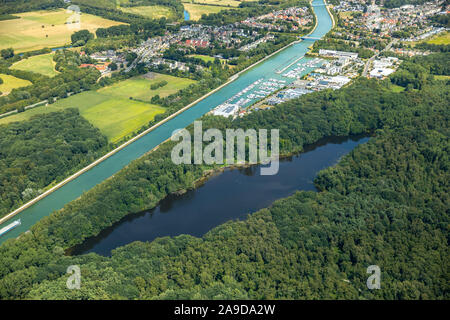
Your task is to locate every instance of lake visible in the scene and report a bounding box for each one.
[71,135,369,256]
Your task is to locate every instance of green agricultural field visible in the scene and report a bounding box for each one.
[11,53,58,77]
[120,5,176,19]
[75,93,165,142]
[0,73,195,142]
[98,73,196,102]
[0,74,32,95]
[0,91,164,143]
[182,3,233,20]
[426,31,450,45]
[0,9,124,53]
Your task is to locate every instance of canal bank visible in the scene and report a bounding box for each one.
[0,0,334,245]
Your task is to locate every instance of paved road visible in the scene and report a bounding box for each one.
[362,39,397,77]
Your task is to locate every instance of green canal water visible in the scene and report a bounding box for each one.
[0,0,333,245]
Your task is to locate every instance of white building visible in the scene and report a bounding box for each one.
[212,104,240,117]
[329,75,351,86]
[372,57,398,69]
[370,67,395,78]
[319,49,358,59]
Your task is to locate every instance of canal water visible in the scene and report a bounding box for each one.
[71,135,369,256]
[0,0,333,244]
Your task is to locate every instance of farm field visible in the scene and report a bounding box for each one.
[71,92,165,142]
[0,9,124,53]
[0,74,32,95]
[120,5,176,19]
[182,3,233,20]
[11,53,59,77]
[98,73,196,102]
[0,73,195,142]
[182,0,256,6]
[426,31,449,45]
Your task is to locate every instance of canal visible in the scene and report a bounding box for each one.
[0,0,333,244]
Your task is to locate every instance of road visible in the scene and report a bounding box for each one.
[362,39,397,77]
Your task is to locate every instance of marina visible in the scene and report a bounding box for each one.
[211,57,325,117]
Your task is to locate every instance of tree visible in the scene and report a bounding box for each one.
[109,62,118,71]
[70,30,94,45]
[1,48,14,59]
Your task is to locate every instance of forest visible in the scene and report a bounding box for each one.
[0,109,108,218]
[27,125,449,299]
[0,0,65,14]
[0,53,447,299]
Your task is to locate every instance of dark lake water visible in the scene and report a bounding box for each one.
[71,135,370,256]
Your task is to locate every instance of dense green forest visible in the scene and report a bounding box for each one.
[0,109,108,218]
[27,125,449,299]
[0,53,448,299]
[0,0,64,14]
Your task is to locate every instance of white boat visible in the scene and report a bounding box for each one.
[0,219,21,237]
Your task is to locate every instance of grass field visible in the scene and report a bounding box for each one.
[71,0,121,9]
[70,92,165,142]
[120,5,176,19]
[426,31,450,45]
[11,53,58,77]
[0,9,124,53]
[0,91,164,143]
[183,3,233,20]
[434,75,450,80]
[182,0,241,7]
[98,73,196,102]
[390,84,405,93]
[0,74,32,95]
[0,73,195,142]
[189,54,216,63]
